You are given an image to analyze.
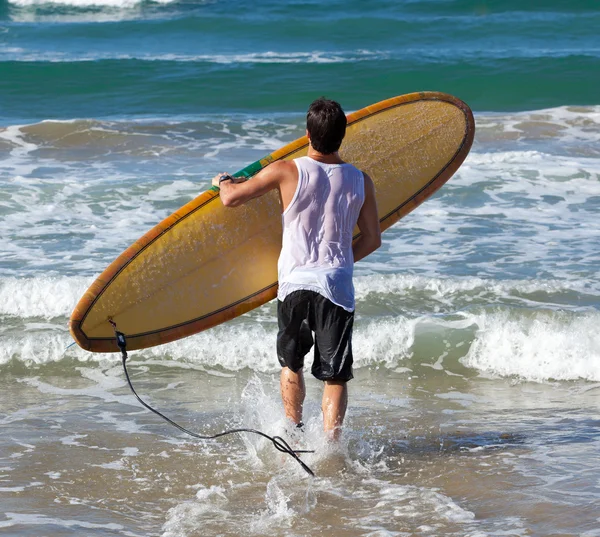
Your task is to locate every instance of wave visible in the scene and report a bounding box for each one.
[462,309,600,382]
[0,116,303,162]
[5,0,593,9]
[0,275,92,318]
[0,48,389,64]
[2,307,599,383]
[7,0,177,6]
[1,274,599,382]
[2,273,598,321]
[5,0,597,20]
[2,105,599,151]
[1,57,600,118]
[4,46,600,64]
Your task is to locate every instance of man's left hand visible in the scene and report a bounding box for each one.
[211,173,247,188]
[212,172,231,188]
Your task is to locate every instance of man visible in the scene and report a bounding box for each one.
[212,98,381,441]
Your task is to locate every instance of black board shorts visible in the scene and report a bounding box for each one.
[277,290,354,382]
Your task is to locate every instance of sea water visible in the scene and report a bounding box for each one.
[1,1,599,535]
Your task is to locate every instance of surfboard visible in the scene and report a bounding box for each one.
[70,91,475,353]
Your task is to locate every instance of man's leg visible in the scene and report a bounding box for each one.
[322,380,347,441]
[280,366,305,425]
[277,292,313,425]
[311,293,353,441]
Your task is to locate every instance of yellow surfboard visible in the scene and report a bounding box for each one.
[70,92,475,353]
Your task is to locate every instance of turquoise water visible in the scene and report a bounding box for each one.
[1,1,600,536]
[1,0,600,120]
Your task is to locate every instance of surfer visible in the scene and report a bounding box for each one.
[212,98,381,440]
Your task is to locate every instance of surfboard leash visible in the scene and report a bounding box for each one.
[108,320,315,477]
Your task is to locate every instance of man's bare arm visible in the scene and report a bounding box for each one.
[211,160,295,207]
[353,173,382,262]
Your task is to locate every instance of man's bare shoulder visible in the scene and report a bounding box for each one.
[260,159,298,187]
[361,170,375,188]
[266,159,296,175]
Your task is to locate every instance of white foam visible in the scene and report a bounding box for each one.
[0,513,124,531]
[372,483,476,524]
[95,459,127,470]
[0,331,86,366]
[0,311,416,373]
[354,273,600,306]
[435,391,483,407]
[0,404,51,425]
[162,485,231,537]
[0,48,388,64]
[195,485,227,502]
[162,475,475,537]
[353,316,418,368]
[475,105,600,147]
[142,50,384,65]
[18,371,139,407]
[96,410,149,434]
[247,478,297,533]
[60,434,87,446]
[466,150,600,172]
[8,0,175,6]
[3,299,600,383]
[379,145,600,283]
[3,42,600,64]
[0,125,38,155]
[0,276,92,318]
[462,310,600,382]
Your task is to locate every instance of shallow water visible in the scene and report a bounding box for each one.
[2,364,600,536]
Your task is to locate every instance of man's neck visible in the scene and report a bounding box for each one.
[307,146,344,165]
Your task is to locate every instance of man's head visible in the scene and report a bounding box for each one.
[306,98,347,154]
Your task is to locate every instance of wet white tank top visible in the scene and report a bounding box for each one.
[277,156,365,311]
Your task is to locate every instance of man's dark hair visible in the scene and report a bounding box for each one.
[306,98,347,154]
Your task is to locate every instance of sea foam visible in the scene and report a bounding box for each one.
[8,0,176,6]
[2,300,600,383]
[462,309,600,382]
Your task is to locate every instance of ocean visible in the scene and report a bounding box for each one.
[1,0,600,535]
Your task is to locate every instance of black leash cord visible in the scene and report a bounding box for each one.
[109,322,315,477]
